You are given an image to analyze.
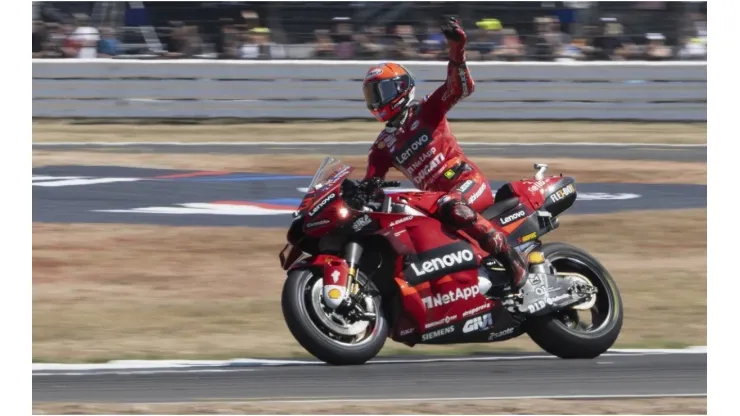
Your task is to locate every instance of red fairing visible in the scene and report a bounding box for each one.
[322,257,350,289]
[395,274,496,337]
[279,243,304,271]
[301,171,352,236]
[508,177,564,210]
[374,201,493,338]
[288,254,349,289]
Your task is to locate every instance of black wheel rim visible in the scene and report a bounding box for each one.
[547,255,616,336]
[300,272,382,347]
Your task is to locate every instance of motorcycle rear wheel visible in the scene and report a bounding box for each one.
[281,269,388,365]
[524,242,624,359]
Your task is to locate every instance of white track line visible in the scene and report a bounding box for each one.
[32,368,257,377]
[32,347,706,375]
[32,141,707,148]
[244,393,707,405]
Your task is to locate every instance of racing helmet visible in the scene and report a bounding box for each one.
[362,63,416,122]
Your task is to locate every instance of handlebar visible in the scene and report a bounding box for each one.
[341,178,402,210]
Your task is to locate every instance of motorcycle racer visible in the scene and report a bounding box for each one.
[360,17,545,312]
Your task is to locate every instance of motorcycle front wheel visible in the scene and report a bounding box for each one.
[524,242,624,359]
[281,268,388,365]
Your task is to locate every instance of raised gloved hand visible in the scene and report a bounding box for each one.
[441,15,467,44]
[440,16,467,63]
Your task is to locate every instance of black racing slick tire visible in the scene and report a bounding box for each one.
[281,269,388,365]
[524,242,624,359]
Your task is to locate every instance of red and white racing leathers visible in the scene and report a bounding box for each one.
[363,46,528,287]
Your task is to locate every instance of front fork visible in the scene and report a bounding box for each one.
[322,241,364,310]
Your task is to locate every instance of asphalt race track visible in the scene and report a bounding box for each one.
[33,351,707,403]
[33,142,707,162]
[32,164,706,227]
[32,142,707,404]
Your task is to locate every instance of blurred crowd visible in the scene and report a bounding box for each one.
[32,7,707,61]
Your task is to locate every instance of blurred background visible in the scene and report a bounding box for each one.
[32,2,707,413]
[32,1,707,61]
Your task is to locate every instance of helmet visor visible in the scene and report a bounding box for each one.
[363,78,401,110]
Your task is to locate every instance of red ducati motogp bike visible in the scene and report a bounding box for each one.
[279,157,623,365]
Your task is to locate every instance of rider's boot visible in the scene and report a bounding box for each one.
[474,229,579,316]
[499,249,592,316]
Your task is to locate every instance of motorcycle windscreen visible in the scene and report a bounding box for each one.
[297,159,354,215]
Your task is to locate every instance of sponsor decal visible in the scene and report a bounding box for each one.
[549,184,575,203]
[527,299,547,314]
[394,230,406,237]
[426,314,457,329]
[462,302,491,318]
[323,285,346,306]
[413,153,445,184]
[527,180,547,193]
[458,180,475,193]
[382,134,397,152]
[306,219,330,228]
[518,232,537,243]
[546,293,572,305]
[462,313,493,333]
[352,215,372,232]
[408,248,475,278]
[530,274,544,287]
[410,120,420,131]
[331,270,340,283]
[488,327,516,341]
[395,134,430,165]
[308,192,336,216]
[535,284,559,296]
[390,215,413,227]
[421,325,454,341]
[406,148,437,175]
[444,169,456,180]
[499,210,526,226]
[399,327,415,336]
[366,67,383,79]
[467,183,488,204]
[423,285,480,309]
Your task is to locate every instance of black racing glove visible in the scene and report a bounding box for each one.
[441,16,467,43]
[440,16,467,63]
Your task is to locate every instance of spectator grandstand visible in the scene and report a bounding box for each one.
[32,1,707,61]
